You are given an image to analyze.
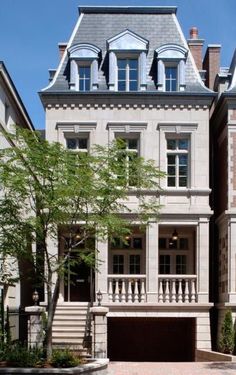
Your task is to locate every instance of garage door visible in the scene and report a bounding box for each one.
[108,317,195,362]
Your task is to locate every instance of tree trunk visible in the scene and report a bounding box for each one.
[45,275,60,360]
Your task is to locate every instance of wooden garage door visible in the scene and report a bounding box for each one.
[108,317,195,362]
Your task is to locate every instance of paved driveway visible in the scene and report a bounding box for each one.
[108,361,236,375]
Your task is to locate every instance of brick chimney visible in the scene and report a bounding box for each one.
[203,45,221,90]
[187,27,204,71]
[58,43,67,60]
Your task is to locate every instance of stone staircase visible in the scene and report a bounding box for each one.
[52,302,92,357]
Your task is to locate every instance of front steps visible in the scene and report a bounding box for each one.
[52,302,92,357]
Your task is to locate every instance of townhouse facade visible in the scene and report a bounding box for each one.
[39,6,216,361]
[210,49,236,343]
[0,61,34,341]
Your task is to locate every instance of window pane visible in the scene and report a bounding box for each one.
[169,239,177,249]
[179,238,188,250]
[129,59,138,69]
[118,59,126,69]
[179,155,188,165]
[178,139,188,150]
[113,255,124,274]
[167,155,175,164]
[85,79,90,91]
[166,80,171,92]
[133,238,142,249]
[67,138,77,149]
[129,255,140,274]
[118,70,126,80]
[176,255,187,274]
[159,255,170,274]
[179,177,187,187]
[129,81,138,91]
[179,166,187,175]
[79,79,84,91]
[168,166,176,176]
[118,81,126,91]
[128,139,138,150]
[129,69,138,80]
[78,138,88,149]
[168,177,176,186]
[84,67,90,78]
[159,238,166,249]
[167,139,176,150]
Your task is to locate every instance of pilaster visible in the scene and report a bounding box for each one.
[146,222,159,302]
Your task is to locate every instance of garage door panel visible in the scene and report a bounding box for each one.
[108,317,195,362]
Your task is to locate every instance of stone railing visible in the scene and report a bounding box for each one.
[158,275,197,303]
[108,275,146,303]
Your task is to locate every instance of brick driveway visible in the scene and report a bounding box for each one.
[108,361,236,375]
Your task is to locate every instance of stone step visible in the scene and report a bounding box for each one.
[52,337,88,345]
[53,327,86,334]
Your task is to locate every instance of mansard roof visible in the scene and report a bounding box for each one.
[226,49,236,94]
[42,6,212,95]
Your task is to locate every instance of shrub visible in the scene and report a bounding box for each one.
[50,348,80,368]
[5,344,44,367]
[219,309,235,354]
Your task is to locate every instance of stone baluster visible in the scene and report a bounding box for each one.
[128,278,132,302]
[108,279,113,302]
[165,279,170,302]
[134,279,139,302]
[185,279,190,303]
[114,279,119,302]
[178,279,183,302]
[140,279,145,302]
[191,279,196,302]
[121,279,126,302]
[158,279,163,302]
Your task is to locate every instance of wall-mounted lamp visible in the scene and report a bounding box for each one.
[32,290,39,306]
[172,229,178,241]
[97,290,103,306]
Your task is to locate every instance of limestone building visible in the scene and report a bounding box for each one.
[40,6,216,361]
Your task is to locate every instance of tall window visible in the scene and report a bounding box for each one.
[165,66,177,92]
[79,66,91,91]
[117,59,138,91]
[167,138,189,187]
[118,138,139,186]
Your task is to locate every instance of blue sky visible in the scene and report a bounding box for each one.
[0,0,235,129]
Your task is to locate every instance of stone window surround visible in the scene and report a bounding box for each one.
[68,43,101,91]
[56,122,97,149]
[158,122,198,189]
[107,30,149,92]
[156,44,188,92]
[107,122,147,157]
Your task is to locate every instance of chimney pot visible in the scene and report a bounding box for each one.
[190,27,199,39]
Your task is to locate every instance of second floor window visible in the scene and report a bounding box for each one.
[117,138,139,186]
[79,66,91,91]
[117,59,138,91]
[167,138,189,187]
[165,66,177,92]
[66,137,88,154]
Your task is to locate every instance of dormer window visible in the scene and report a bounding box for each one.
[117,58,138,91]
[156,44,188,92]
[68,43,101,91]
[107,30,148,92]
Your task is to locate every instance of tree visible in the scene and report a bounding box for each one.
[219,309,235,354]
[0,128,164,359]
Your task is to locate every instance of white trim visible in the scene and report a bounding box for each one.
[41,12,84,91]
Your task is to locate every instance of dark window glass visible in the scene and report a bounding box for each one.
[165,67,177,91]
[179,238,188,250]
[133,238,142,249]
[159,238,166,249]
[178,139,188,150]
[79,66,90,91]
[118,81,126,91]
[167,139,177,150]
[113,255,124,274]
[67,138,77,149]
[159,255,170,274]
[176,255,187,274]
[129,255,140,274]
[78,138,88,149]
[169,239,177,249]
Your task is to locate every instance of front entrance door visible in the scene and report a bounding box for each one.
[64,258,94,302]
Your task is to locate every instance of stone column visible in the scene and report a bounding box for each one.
[146,222,159,302]
[45,234,59,303]
[179,59,186,91]
[96,237,109,303]
[108,51,116,91]
[139,51,147,91]
[25,306,46,348]
[90,306,109,358]
[69,59,78,90]
[91,59,99,90]
[157,60,164,91]
[197,219,209,303]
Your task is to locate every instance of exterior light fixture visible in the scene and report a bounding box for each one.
[172,229,178,241]
[97,290,103,306]
[32,290,39,306]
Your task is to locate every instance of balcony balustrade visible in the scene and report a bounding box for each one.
[107,274,197,304]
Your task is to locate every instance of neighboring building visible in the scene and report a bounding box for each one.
[0,61,34,340]
[210,49,236,346]
[40,6,216,361]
